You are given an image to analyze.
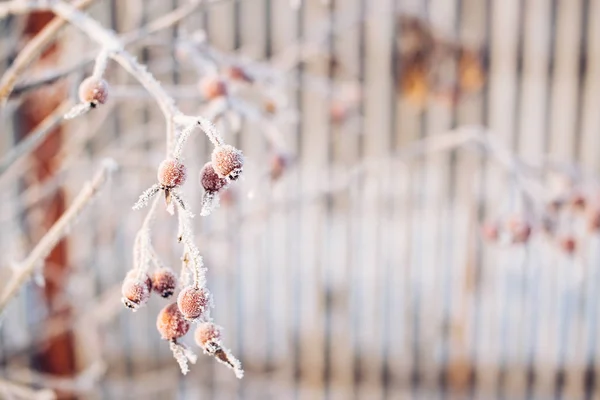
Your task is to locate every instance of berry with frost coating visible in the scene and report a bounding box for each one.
[177,286,211,321]
[121,270,152,310]
[78,77,109,106]
[200,162,228,193]
[156,303,191,341]
[152,268,178,298]
[195,322,222,348]
[157,159,187,189]
[481,221,499,242]
[559,236,577,254]
[211,145,244,181]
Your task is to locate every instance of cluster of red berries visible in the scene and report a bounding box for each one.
[482,189,600,255]
[121,268,177,310]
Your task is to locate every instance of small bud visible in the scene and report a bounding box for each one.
[156,303,191,341]
[157,159,187,189]
[152,267,178,298]
[195,322,222,348]
[177,286,211,321]
[78,77,109,106]
[211,145,244,181]
[226,66,253,83]
[200,76,227,100]
[200,162,228,193]
[121,270,152,310]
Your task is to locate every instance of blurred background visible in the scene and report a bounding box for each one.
[1,0,600,399]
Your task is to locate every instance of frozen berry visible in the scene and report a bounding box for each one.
[200,162,228,193]
[152,268,177,298]
[330,101,347,124]
[156,303,190,341]
[507,217,531,244]
[264,100,277,114]
[121,270,152,310]
[200,76,227,100]
[559,236,577,254]
[177,286,211,321]
[195,322,222,348]
[211,145,244,181]
[157,159,187,189]
[481,221,499,242]
[78,77,109,106]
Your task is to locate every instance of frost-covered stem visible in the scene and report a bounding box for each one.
[169,340,197,375]
[166,117,175,158]
[172,123,196,160]
[50,0,179,123]
[135,195,160,278]
[92,49,110,79]
[0,0,96,105]
[173,115,224,148]
[176,203,204,289]
[10,0,206,98]
[0,100,73,177]
[0,159,117,316]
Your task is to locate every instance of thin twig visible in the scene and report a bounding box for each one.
[0,159,117,316]
[8,0,227,98]
[0,0,96,105]
[0,100,73,177]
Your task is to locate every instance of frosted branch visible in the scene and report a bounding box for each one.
[64,103,92,120]
[173,114,224,148]
[134,196,160,278]
[92,49,110,79]
[0,0,96,105]
[0,100,72,177]
[132,184,160,210]
[176,202,205,289]
[0,159,117,315]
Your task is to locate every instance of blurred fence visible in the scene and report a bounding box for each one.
[1,0,600,399]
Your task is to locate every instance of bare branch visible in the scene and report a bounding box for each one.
[0,159,117,316]
[0,100,73,177]
[0,0,96,105]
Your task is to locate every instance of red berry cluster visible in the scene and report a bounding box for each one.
[482,188,600,255]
